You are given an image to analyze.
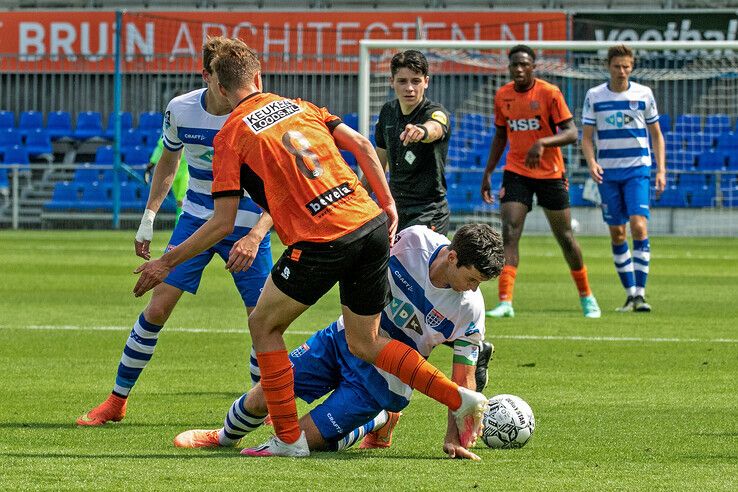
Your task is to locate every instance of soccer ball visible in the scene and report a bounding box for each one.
[481,394,535,449]
[571,218,581,232]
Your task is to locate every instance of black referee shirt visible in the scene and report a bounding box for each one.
[375,97,451,209]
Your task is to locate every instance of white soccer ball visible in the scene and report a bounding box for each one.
[570,218,581,233]
[481,394,535,449]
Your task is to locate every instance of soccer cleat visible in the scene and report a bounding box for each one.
[615,296,636,313]
[474,341,495,393]
[359,411,402,449]
[76,394,127,426]
[580,295,601,319]
[173,429,224,448]
[485,302,514,318]
[240,431,310,458]
[452,387,488,449]
[633,295,652,313]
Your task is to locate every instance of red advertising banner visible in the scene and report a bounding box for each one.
[0,11,566,73]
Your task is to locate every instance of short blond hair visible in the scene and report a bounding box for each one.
[211,38,262,92]
[203,36,227,74]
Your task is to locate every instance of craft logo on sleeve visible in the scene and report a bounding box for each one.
[243,99,302,134]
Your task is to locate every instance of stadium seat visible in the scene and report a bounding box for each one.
[684,185,716,207]
[341,112,359,131]
[103,111,134,140]
[716,132,738,151]
[0,128,23,156]
[678,173,709,188]
[664,131,686,154]
[2,145,31,171]
[74,111,105,141]
[659,113,671,132]
[704,114,731,136]
[339,149,357,169]
[73,163,105,184]
[685,132,713,153]
[80,182,112,210]
[46,111,73,140]
[696,150,728,170]
[668,150,695,170]
[569,183,589,207]
[24,128,53,157]
[121,128,146,154]
[674,114,701,134]
[720,173,738,188]
[120,181,145,211]
[652,186,685,207]
[18,111,44,139]
[136,111,164,143]
[0,167,8,189]
[123,145,150,165]
[95,145,115,165]
[0,110,14,129]
[45,181,81,210]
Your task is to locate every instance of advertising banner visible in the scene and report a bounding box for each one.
[0,11,566,73]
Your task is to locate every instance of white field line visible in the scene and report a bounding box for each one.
[1,324,737,344]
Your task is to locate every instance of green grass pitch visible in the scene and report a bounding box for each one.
[1,230,736,491]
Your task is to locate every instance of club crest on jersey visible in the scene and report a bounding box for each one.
[290,342,310,358]
[243,99,302,134]
[605,112,633,128]
[629,100,640,111]
[425,308,446,328]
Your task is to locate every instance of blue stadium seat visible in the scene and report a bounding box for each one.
[73,163,104,184]
[124,145,150,165]
[678,173,709,188]
[684,185,715,207]
[74,111,105,141]
[675,114,701,134]
[715,132,738,151]
[136,111,164,144]
[720,173,738,188]
[18,111,43,139]
[696,150,728,170]
[121,128,146,154]
[664,131,686,154]
[569,183,590,207]
[652,186,685,207]
[342,112,358,131]
[668,150,695,170]
[0,110,14,129]
[103,111,134,140]
[339,150,357,169]
[95,145,114,165]
[80,182,112,210]
[704,114,731,135]
[0,167,8,189]
[685,132,713,153]
[659,113,671,132]
[0,128,23,156]
[46,111,73,140]
[25,128,53,157]
[45,181,81,210]
[120,181,146,211]
[2,145,31,171]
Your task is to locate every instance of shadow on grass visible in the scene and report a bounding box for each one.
[0,450,446,461]
[0,422,219,429]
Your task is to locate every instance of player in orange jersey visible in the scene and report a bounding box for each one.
[481,44,601,319]
[132,37,489,458]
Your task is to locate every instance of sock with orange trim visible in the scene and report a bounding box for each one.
[570,266,592,297]
[255,350,301,444]
[498,265,517,302]
[374,340,461,410]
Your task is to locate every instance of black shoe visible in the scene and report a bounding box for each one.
[475,341,494,393]
[615,295,636,313]
[633,295,652,312]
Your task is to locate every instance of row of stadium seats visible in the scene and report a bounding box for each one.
[44,180,176,212]
[0,110,164,144]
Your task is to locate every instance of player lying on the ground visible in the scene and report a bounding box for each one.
[173,224,504,460]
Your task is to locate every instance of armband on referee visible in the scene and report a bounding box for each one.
[417,124,429,143]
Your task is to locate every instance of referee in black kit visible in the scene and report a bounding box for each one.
[374,49,452,236]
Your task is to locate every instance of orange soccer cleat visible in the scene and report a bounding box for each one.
[76,394,127,426]
[173,429,222,448]
[359,411,402,449]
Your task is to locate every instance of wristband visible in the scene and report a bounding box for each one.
[417,124,429,142]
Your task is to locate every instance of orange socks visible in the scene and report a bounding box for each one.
[498,265,517,302]
[255,350,301,444]
[374,340,462,410]
[571,266,592,297]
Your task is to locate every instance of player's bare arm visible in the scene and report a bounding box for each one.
[360,147,388,194]
[525,118,577,169]
[400,119,444,147]
[481,126,508,204]
[581,125,603,184]
[443,361,481,461]
[133,196,240,297]
[226,211,273,273]
[333,123,398,242]
[648,121,667,197]
[134,147,183,260]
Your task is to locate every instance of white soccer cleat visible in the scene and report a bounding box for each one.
[486,301,514,318]
[452,387,488,448]
[240,430,310,458]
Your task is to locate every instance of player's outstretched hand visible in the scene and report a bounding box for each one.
[443,440,481,461]
[588,161,604,185]
[135,209,155,260]
[400,123,426,147]
[524,141,543,169]
[654,170,666,198]
[227,234,259,273]
[481,179,495,205]
[133,259,170,297]
[135,239,151,260]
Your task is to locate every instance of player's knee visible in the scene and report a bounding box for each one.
[344,334,377,363]
[143,301,173,325]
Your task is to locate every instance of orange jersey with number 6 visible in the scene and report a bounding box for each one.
[211,92,381,246]
[494,79,573,179]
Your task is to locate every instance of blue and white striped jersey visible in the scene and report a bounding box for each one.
[582,82,659,173]
[162,88,264,233]
[335,225,486,411]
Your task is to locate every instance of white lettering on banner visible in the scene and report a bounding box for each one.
[232,22,257,42]
[19,22,45,61]
[170,23,196,61]
[50,23,76,61]
[336,22,359,61]
[263,22,290,62]
[125,22,154,62]
[79,22,108,62]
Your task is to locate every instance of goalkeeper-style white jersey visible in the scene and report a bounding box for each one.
[162,88,263,230]
[335,225,486,410]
